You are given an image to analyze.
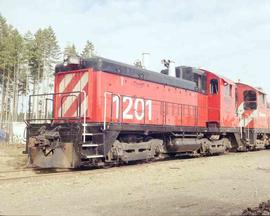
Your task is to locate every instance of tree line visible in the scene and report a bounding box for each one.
[0,14,95,134]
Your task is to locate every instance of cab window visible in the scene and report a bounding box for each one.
[210,79,218,94]
[243,90,257,110]
[224,84,232,97]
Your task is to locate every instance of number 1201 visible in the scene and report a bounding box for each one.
[112,96,152,121]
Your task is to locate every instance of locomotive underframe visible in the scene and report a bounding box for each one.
[26,121,270,168]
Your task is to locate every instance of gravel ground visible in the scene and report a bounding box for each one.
[1,144,270,216]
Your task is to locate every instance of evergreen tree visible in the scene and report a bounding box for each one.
[81,40,95,58]
[0,15,9,80]
[24,27,60,119]
[44,26,61,69]
[26,27,60,90]
[0,14,98,135]
[0,15,63,141]
[0,15,25,131]
[64,43,78,56]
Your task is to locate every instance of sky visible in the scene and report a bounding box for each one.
[1,0,270,93]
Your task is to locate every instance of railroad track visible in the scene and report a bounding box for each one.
[0,159,162,181]
[0,168,99,181]
[0,150,265,181]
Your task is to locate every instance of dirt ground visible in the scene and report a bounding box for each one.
[1,144,270,216]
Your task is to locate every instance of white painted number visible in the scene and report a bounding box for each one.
[112,96,152,121]
[145,99,152,121]
[123,96,133,120]
[112,95,120,119]
[134,98,144,120]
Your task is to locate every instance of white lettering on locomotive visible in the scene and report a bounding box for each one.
[113,96,152,121]
[123,96,133,120]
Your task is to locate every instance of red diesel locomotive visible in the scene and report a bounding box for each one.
[26,56,270,168]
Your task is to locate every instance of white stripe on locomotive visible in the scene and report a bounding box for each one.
[59,73,75,93]
[58,72,89,117]
[239,110,258,127]
[237,102,258,127]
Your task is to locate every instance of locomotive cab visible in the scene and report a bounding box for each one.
[236,83,269,149]
[203,70,236,131]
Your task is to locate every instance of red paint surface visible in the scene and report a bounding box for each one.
[53,67,270,131]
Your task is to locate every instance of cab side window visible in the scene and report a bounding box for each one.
[243,90,257,110]
[210,79,218,94]
[224,84,233,97]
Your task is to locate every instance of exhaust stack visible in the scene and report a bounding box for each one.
[142,53,150,69]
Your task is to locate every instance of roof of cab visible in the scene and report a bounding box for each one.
[236,82,266,95]
[200,69,235,85]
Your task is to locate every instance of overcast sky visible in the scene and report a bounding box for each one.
[1,0,270,93]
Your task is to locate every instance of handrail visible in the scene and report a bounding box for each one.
[27,91,85,124]
[103,92,110,130]
[81,90,87,143]
[103,92,120,130]
[45,98,53,119]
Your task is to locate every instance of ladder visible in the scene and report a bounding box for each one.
[79,90,105,160]
[81,131,105,159]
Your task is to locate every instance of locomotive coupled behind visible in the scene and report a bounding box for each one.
[26,56,270,168]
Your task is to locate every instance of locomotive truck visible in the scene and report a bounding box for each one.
[26,56,270,168]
